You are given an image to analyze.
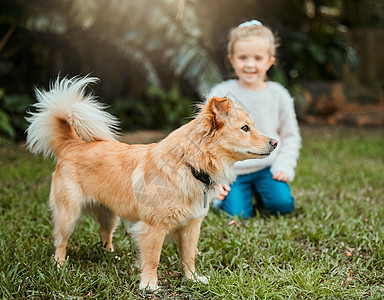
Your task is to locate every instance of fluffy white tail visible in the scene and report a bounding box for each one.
[26,76,119,158]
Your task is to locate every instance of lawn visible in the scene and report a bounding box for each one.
[0,125,383,299]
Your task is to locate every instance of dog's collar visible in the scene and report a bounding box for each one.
[188,164,214,209]
[191,166,213,188]
[190,165,213,188]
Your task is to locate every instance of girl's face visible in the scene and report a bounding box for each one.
[228,36,275,90]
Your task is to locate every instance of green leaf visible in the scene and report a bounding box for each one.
[307,42,326,64]
[0,110,16,138]
[3,94,32,114]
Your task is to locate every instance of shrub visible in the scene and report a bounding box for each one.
[0,89,31,144]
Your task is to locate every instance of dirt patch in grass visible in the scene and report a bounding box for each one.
[305,103,384,127]
[120,130,169,144]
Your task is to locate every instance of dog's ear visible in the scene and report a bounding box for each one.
[206,97,231,130]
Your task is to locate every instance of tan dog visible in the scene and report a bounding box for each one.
[26,76,277,290]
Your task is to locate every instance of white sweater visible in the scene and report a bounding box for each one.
[209,80,301,181]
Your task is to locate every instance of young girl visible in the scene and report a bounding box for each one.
[210,20,301,217]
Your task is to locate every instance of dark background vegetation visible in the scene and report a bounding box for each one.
[1,0,384,143]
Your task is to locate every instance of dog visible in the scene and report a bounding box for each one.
[26,76,277,290]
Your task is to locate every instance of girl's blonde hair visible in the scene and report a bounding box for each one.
[227,22,279,57]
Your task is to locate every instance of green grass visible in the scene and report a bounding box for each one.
[1,126,383,299]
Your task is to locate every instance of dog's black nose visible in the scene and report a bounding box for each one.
[270,139,278,149]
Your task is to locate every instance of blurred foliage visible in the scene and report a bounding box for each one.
[278,27,358,80]
[0,0,221,139]
[1,0,383,143]
[107,96,154,131]
[0,0,222,98]
[341,0,384,28]
[0,88,31,144]
[147,83,194,130]
[0,89,12,138]
[107,83,194,131]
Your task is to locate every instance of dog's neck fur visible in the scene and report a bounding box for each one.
[156,113,237,188]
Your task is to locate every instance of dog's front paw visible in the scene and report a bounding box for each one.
[194,275,209,284]
[139,283,159,292]
[139,281,159,291]
[184,274,210,284]
[101,242,114,253]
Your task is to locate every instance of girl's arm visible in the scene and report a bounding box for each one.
[270,91,302,182]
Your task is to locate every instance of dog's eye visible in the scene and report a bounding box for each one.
[241,125,250,132]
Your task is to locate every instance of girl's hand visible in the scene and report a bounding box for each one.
[273,171,289,182]
[217,185,231,200]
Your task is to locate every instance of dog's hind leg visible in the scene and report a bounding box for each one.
[87,203,119,252]
[131,221,167,290]
[177,217,208,283]
[49,183,83,265]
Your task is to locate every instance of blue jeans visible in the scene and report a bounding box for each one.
[220,168,294,218]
